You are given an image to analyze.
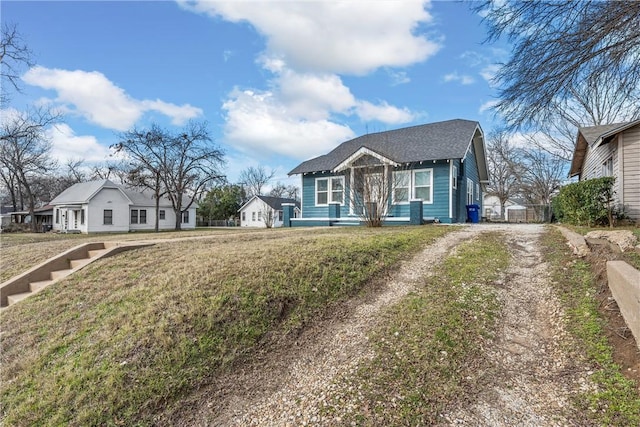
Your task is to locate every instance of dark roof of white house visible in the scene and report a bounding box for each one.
[289,119,482,175]
[239,195,300,212]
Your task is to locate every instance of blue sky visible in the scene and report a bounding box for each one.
[3,0,509,188]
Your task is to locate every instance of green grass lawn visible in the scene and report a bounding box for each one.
[542,229,640,426]
[0,225,452,426]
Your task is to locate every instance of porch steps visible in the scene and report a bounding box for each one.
[1,241,154,308]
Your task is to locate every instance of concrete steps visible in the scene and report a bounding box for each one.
[1,241,153,308]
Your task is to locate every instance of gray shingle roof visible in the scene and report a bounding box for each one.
[50,179,123,204]
[289,119,481,175]
[50,180,195,208]
[256,195,300,210]
[577,122,632,146]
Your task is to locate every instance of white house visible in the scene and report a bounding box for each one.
[483,195,523,221]
[239,195,300,228]
[49,179,197,233]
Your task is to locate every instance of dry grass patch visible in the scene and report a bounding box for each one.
[0,225,451,426]
[0,228,253,282]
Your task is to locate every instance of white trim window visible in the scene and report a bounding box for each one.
[452,165,458,189]
[413,169,433,203]
[316,176,344,205]
[602,157,613,177]
[392,170,410,204]
[182,210,189,224]
[467,178,474,205]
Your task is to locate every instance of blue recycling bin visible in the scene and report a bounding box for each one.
[466,204,480,223]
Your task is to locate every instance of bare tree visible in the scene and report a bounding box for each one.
[475,1,640,132]
[0,108,59,231]
[239,166,275,198]
[285,184,300,201]
[268,182,287,198]
[518,148,566,222]
[348,165,408,227]
[485,131,523,219]
[1,23,34,105]
[115,121,225,231]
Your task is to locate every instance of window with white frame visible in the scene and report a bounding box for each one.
[139,209,147,224]
[316,176,344,205]
[242,211,246,221]
[278,210,283,221]
[131,209,139,224]
[413,170,432,202]
[159,209,165,220]
[182,210,189,224]
[258,211,263,221]
[80,209,85,225]
[104,209,113,225]
[467,178,474,205]
[252,211,256,221]
[392,170,410,203]
[55,209,59,224]
[602,157,613,177]
[452,165,458,189]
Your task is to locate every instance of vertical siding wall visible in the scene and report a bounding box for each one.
[622,126,640,219]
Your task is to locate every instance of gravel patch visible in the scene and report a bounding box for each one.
[167,224,594,426]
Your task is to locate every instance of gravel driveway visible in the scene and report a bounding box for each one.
[166,224,593,426]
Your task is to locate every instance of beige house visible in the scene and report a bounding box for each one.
[569,120,640,221]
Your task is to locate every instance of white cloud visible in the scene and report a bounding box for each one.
[22,66,203,131]
[47,123,112,164]
[276,71,355,120]
[387,70,411,86]
[355,101,414,124]
[222,88,356,160]
[179,0,441,75]
[480,64,501,85]
[443,72,475,85]
[479,100,499,114]
[179,1,429,160]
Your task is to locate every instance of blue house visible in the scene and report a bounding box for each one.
[285,119,489,226]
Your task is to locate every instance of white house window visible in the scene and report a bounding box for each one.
[242,212,246,221]
[393,170,410,204]
[140,209,147,224]
[252,212,256,221]
[258,211,263,221]
[452,165,458,189]
[55,209,59,224]
[104,209,113,225]
[278,210,283,221]
[80,209,85,225]
[413,170,432,202]
[159,209,165,220]
[467,178,474,205]
[182,211,189,224]
[602,157,613,177]
[316,177,344,205]
[131,209,139,224]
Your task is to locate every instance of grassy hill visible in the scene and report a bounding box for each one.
[0,226,450,426]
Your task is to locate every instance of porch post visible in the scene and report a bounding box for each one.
[282,203,295,227]
[410,199,423,225]
[329,202,341,221]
